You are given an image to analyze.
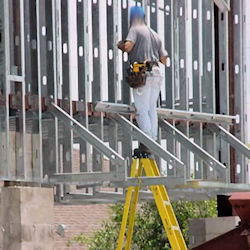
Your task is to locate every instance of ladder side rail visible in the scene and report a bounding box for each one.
[142,159,188,250]
[125,160,143,249]
[117,159,138,250]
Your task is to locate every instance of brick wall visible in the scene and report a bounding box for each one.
[54,204,110,250]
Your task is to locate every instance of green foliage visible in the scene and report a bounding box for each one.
[68,199,217,249]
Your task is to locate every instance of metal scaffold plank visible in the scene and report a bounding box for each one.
[95,101,236,124]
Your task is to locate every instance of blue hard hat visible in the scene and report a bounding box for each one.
[130,6,145,22]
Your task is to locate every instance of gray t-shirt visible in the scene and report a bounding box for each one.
[125,24,168,63]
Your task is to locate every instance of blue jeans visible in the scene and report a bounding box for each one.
[133,66,162,141]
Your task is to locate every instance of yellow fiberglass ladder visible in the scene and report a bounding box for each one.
[116,155,187,250]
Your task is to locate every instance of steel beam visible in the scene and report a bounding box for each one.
[49,102,126,168]
[109,113,184,170]
[160,119,226,175]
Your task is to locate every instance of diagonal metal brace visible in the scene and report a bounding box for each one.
[214,0,230,12]
[49,102,126,169]
[207,124,250,159]
[160,119,226,175]
[108,113,184,169]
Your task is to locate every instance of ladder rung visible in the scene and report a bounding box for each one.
[172,226,180,231]
[164,200,171,206]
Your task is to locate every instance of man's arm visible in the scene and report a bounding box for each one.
[117,40,134,53]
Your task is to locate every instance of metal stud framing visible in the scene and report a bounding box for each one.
[0,0,249,200]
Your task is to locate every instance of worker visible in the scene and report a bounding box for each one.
[117,6,168,154]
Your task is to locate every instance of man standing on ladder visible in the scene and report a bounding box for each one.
[117,5,168,155]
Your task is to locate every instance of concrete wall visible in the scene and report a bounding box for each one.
[0,186,54,250]
[188,216,240,248]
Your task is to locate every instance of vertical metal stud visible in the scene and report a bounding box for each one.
[233,0,245,183]
[202,0,217,180]
[92,0,104,172]
[164,0,175,176]
[19,0,27,179]
[121,0,132,166]
[1,0,10,178]
[36,0,46,180]
[107,0,119,172]
[192,0,203,179]
[218,8,230,182]
[175,0,188,179]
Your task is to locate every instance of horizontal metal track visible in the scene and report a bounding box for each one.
[111,176,185,188]
[49,171,125,184]
[184,180,250,191]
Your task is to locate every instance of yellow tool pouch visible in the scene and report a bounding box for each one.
[126,62,147,88]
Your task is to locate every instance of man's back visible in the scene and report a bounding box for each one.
[126,25,165,63]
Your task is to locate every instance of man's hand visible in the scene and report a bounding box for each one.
[117,41,125,51]
[160,56,167,65]
[117,40,134,53]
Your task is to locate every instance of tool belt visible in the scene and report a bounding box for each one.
[126,61,158,89]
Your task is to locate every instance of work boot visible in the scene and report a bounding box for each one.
[133,144,154,159]
[139,143,152,154]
